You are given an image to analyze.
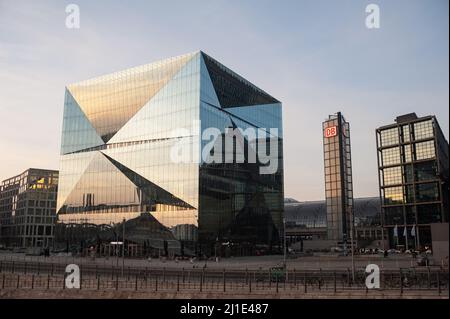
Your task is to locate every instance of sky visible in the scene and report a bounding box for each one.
[0,0,448,201]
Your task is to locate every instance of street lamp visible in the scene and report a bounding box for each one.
[121,218,125,276]
[283,217,287,280]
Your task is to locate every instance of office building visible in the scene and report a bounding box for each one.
[0,168,58,248]
[376,113,449,248]
[56,51,284,256]
[322,112,354,243]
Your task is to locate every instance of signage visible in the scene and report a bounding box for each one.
[324,126,337,138]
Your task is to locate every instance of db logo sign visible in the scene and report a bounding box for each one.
[324,126,337,138]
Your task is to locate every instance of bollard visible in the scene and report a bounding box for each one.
[24,262,27,275]
[200,272,203,292]
[427,267,431,289]
[249,275,252,293]
[97,275,100,290]
[12,261,15,274]
[347,268,350,287]
[47,274,50,290]
[293,268,296,288]
[16,274,20,289]
[116,273,119,290]
[163,267,166,283]
[334,271,337,293]
[155,275,158,292]
[223,269,226,292]
[245,268,248,285]
[177,273,180,292]
[400,270,403,295]
[31,274,34,289]
[135,274,138,291]
[2,273,5,289]
[276,274,279,293]
[182,267,185,284]
[304,273,307,293]
[319,269,322,290]
[437,271,441,295]
[51,263,54,276]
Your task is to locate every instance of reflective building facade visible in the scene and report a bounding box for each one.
[322,112,354,242]
[56,51,283,256]
[376,113,449,248]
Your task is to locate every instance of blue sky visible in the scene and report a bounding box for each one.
[0,0,448,201]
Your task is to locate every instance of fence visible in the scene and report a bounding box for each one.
[0,259,448,295]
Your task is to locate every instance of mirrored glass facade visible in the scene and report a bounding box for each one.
[376,113,449,248]
[56,51,283,256]
[322,112,353,242]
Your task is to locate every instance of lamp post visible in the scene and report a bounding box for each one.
[350,208,355,282]
[283,217,287,281]
[121,218,125,276]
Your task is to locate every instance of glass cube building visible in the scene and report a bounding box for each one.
[322,112,354,243]
[56,51,284,256]
[376,113,449,249]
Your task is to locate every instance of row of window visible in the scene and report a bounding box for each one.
[384,203,442,225]
[381,161,438,186]
[379,120,434,147]
[380,140,436,166]
[383,182,440,205]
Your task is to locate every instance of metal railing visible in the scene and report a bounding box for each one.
[0,259,447,295]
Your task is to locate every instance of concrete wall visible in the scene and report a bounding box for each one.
[431,223,449,266]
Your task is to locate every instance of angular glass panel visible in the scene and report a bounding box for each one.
[201,52,279,108]
[68,52,196,142]
[60,89,104,154]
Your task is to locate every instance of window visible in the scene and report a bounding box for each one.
[415,182,439,202]
[382,166,402,186]
[414,161,437,181]
[413,120,434,140]
[417,204,441,224]
[380,128,399,147]
[401,125,410,143]
[382,147,401,166]
[414,141,435,161]
[384,206,403,225]
[383,186,403,205]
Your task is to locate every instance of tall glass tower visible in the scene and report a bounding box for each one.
[56,51,284,256]
[322,112,354,243]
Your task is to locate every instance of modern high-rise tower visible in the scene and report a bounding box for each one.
[376,113,449,248]
[322,112,354,243]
